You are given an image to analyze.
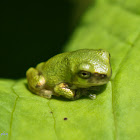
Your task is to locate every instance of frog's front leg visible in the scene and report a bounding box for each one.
[86,86,100,100]
[26,67,53,99]
[54,83,77,100]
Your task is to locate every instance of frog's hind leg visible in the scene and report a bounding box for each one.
[26,67,53,99]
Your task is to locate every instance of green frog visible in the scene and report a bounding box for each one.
[26,49,112,100]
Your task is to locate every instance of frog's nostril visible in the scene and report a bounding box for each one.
[100,74,107,78]
[94,73,107,79]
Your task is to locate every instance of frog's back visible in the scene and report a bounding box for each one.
[68,49,101,61]
[41,52,71,87]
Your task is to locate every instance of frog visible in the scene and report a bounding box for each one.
[26,49,112,100]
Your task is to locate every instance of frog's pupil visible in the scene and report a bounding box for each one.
[82,72,87,75]
[79,71,91,79]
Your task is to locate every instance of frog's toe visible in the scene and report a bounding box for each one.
[39,89,53,99]
[88,94,96,100]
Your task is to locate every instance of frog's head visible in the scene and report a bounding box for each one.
[71,49,112,88]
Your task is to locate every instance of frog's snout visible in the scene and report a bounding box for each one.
[93,73,107,79]
[88,72,110,85]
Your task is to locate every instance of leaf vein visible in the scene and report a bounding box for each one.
[9,82,19,140]
[109,1,140,16]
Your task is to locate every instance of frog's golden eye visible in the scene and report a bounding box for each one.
[78,71,91,79]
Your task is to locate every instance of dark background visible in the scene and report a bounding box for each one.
[0,0,91,79]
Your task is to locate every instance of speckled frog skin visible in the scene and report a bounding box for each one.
[26,49,112,100]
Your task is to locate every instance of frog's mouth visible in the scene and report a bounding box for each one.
[87,73,111,86]
[89,81,108,87]
[72,80,108,89]
[88,79,109,86]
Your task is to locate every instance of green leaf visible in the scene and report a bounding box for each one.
[0,0,140,140]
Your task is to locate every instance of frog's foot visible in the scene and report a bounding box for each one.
[26,67,53,99]
[38,89,53,99]
[73,90,82,100]
[54,83,75,100]
[26,67,46,89]
[88,94,96,100]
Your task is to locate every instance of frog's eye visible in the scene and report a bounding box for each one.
[78,71,91,79]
